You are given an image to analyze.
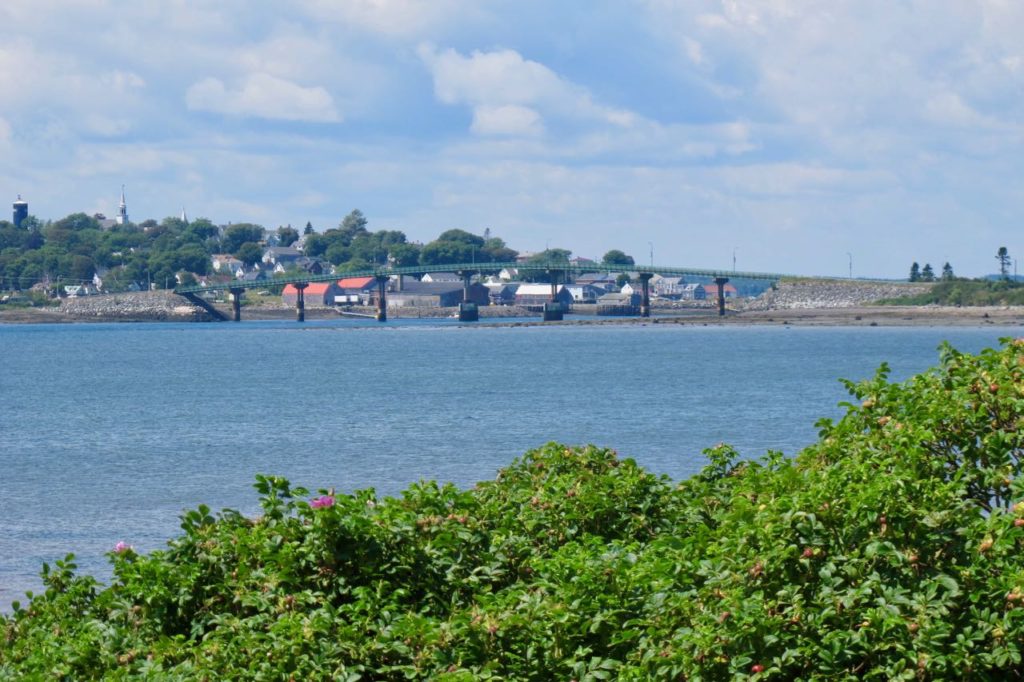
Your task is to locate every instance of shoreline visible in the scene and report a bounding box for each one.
[2,303,1022,327]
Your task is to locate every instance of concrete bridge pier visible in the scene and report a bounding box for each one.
[543,269,564,321]
[638,273,653,317]
[374,275,389,322]
[230,288,244,322]
[458,271,479,321]
[294,282,307,322]
[714,277,729,316]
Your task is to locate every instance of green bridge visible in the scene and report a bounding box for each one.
[174,261,790,322]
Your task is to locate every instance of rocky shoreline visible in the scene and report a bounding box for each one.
[739,279,934,310]
[1,286,1022,328]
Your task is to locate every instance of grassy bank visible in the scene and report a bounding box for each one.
[3,340,1024,679]
[878,279,1024,306]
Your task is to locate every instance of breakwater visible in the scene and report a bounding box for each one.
[61,291,215,321]
[742,279,934,310]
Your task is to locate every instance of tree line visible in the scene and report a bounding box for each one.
[908,247,1014,283]
[0,207,644,293]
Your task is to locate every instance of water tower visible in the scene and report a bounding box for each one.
[12,194,28,228]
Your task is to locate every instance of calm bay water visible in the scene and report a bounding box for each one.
[1,319,1020,609]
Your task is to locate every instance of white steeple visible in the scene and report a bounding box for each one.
[116,185,128,225]
[180,206,188,224]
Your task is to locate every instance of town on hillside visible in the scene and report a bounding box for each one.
[1,193,770,313]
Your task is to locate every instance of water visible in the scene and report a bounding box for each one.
[1,319,1019,609]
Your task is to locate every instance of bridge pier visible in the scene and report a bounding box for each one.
[294,282,307,322]
[638,273,653,317]
[375,275,389,322]
[543,269,564,321]
[458,271,478,321]
[230,288,244,322]
[714,277,729,316]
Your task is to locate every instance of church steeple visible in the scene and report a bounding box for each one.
[180,206,188,224]
[116,185,128,225]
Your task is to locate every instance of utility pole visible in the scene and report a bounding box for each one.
[732,248,737,273]
[649,241,654,267]
[847,252,853,279]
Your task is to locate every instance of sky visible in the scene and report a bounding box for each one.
[1,0,1022,279]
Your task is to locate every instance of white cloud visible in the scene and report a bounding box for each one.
[923,92,990,128]
[471,105,543,137]
[298,0,474,38]
[418,44,636,135]
[641,0,1024,135]
[185,73,341,123]
[102,70,145,92]
[82,115,133,137]
[684,37,706,66]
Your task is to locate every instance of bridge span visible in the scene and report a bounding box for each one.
[175,261,787,322]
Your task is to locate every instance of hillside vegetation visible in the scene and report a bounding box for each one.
[3,340,1024,679]
[878,280,1024,307]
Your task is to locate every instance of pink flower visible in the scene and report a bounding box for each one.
[113,541,132,553]
[310,495,335,509]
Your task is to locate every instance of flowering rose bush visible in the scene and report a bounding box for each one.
[2,339,1023,679]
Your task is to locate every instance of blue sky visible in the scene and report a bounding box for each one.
[1,1,1022,278]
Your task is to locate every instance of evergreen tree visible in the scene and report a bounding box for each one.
[997,247,1011,279]
[921,263,935,282]
[304,221,314,235]
[909,262,920,282]
[337,210,369,245]
[942,262,954,281]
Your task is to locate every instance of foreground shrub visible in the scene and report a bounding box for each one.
[2,339,1023,679]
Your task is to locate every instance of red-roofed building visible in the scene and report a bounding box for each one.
[336,276,375,290]
[694,283,738,300]
[282,282,336,306]
[336,276,378,305]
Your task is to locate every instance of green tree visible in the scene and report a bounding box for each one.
[337,210,369,245]
[277,226,300,247]
[302,233,329,258]
[602,249,635,266]
[235,242,263,267]
[303,221,314,235]
[921,263,935,282]
[996,246,1011,279]
[324,243,352,266]
[941,262,955,281]
[51,212,101,233]
[160,217,189,234]
[174,244,211,275]
[184,218,220,245]
[419,240,475,266]
[436,229,485,248]
[24,228,44,250]
[909,261,920,282]
[387,242,422,267]
[67,255,96,282]
[529,248,571,264]
[482,237,517,262]
[18,215,44,232]
[336,257,371,273]
[522,248,572,282]
[222,224,265,254]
